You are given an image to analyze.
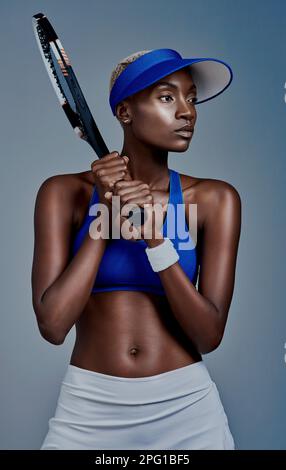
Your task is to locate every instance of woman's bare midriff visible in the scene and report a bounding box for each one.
[69,170,202,378]
[70,290,202,378]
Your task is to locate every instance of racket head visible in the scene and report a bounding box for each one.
[33,13,144,227]
[32,13,109,157]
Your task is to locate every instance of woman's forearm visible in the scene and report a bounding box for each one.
[158,263,221,354]
[37,234,108,344]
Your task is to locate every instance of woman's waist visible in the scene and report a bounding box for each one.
[70,334,202,379]
[72,295,202,378]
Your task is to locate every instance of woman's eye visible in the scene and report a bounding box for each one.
[159,95,198,104]
[159,95,173,102]
[190,97,198,104]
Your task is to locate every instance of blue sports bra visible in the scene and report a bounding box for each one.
[71,168,199,296]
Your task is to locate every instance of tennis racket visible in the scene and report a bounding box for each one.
[32,12,144,226]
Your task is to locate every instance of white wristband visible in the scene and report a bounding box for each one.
[145,237,179,272]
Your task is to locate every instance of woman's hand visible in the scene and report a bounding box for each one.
[110,177,164,244]
[91,151,129,206]
[91,151,163,244]
[91,151,131,238]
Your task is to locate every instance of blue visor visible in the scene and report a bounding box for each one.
[109,48,233,115]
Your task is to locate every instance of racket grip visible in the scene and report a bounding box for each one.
[125,206,145,228]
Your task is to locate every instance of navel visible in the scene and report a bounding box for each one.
[129,346,140,356]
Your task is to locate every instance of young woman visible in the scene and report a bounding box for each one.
[32,48,241,450]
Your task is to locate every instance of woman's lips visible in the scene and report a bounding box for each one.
[174,129,193,138]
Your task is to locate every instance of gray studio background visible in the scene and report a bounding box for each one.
[0,0,285,449]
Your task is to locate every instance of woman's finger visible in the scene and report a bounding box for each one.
[91,151,120,168]
[121,196,153,212]
[101,170,128,188]
[113,180,146,191]
[120,189,151,203]
[115,184,150,198]
[92,160,127,173]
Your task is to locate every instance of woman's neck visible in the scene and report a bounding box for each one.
[120,142,169,190]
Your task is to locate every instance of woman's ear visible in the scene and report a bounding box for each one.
[116,100,132,125]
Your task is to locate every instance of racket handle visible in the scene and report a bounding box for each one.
[125,206,145,228]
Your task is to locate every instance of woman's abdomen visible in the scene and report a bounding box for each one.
[70,291,202,378]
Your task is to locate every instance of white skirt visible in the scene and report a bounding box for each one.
[41,360,235,450]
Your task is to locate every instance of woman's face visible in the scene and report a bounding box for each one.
[120,68,197,152]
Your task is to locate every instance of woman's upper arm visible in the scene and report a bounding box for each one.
[31,175,75,316]
[197,181,242,335]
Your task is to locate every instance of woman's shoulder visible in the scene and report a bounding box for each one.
[38,170,93,193]
[179,172,241,204]
[35,170,94,227]
[179,172,241,229]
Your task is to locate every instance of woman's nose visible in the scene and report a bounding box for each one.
[176,98,195,120]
